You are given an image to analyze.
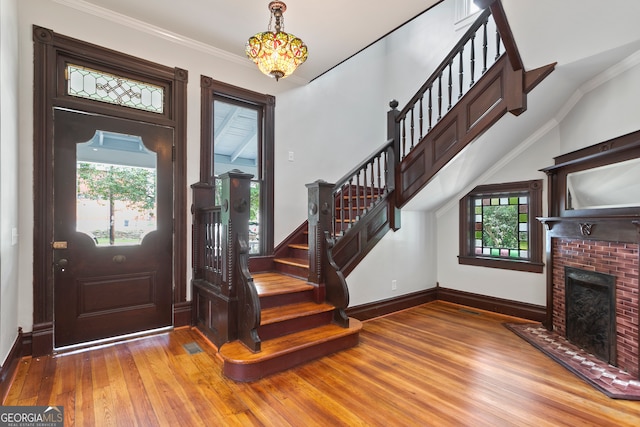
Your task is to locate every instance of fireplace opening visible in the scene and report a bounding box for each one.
[565,266,617,365]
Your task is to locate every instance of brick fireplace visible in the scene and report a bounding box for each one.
[539,130,640,380]
[551,238,639,377]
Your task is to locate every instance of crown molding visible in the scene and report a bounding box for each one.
[52,0,308,85]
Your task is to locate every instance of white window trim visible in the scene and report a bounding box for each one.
[455,0,482,31]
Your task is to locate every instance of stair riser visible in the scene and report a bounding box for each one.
[287,247,308,260]
[259,311,334,341]
[259,290,315,309]
[273,262,308,280]
[223,332,360,382]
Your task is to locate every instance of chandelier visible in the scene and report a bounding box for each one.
[245,1,308,81]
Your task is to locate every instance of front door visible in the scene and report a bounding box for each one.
[53,108,173,348]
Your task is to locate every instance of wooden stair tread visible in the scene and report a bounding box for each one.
[288,243,308,250]
[219,318,362,364]
[252,272,313,297]
[260,302,334,326]
[273,257,309,268]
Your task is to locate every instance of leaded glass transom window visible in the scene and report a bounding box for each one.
[66,64,164,114]
[473,194,529,259]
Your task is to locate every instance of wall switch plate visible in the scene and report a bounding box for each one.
[288,151,294,161]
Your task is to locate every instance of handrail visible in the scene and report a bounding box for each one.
[396,8,503,159]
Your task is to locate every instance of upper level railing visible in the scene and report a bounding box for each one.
[396,7,503,160]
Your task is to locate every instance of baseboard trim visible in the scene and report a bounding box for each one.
[436,287,546,322]
[173,301,192,327]
[346,289,438,321]
[346,287,546,323]
[0,328,24,404]
[31,322,53,357]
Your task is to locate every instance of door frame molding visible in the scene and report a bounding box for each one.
[199,76,275,254]
[32,26,188,356]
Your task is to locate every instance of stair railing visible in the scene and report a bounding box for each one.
[396,7,502,160]
[307,140,398,326]
[191,170,261,351]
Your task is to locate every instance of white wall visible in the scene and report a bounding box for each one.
[274,1,458,306]
[15,0,303,334]
[1,0,20,365]
[559,54,640,154]
[14,0,460,329]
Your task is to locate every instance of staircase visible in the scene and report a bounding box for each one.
[193,0,554,383]
[219,229,362,382]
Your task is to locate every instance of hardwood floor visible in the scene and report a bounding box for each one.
[5,301,640,426]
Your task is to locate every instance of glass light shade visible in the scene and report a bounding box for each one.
[246,31,308,80]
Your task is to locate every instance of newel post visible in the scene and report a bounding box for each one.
[306,180,334,285]
[219,169,253,340]
[387,99,402,231]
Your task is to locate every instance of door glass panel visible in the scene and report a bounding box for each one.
[213,100,261,254]
[76,130,157,246]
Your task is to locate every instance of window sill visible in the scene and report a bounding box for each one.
[458,255,544,273]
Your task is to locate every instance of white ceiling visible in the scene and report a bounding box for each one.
[77,0,442,82]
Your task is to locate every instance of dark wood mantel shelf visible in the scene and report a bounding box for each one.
[537,216,640,243]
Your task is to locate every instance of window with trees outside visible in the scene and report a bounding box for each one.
[459,180,544,273]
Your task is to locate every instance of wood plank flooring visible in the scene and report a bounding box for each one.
[5,301,640,426]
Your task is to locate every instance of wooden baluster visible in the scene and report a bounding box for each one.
[419,95,424,140]
[482,19,488,73]
[470,34,476,87]
[347,178,353,228]
[356,171,362,218]
[340,185,345,233]
[383,150,389,195]
[495,23,501,60]
[376,155,382,201]
[458,48,464,99]
[363,165,368,214]
[447,61,453,110]
[401,118,406,158]
[437,72,443,120]
[410,107,415,150]
[428,86,433,131]
[370,161,375,209]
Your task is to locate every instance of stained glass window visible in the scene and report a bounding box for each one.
[66,64,164,114]
[459,180,543,273]
[473,194,529,259]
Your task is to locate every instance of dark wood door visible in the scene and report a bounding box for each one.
[53,108,173,348]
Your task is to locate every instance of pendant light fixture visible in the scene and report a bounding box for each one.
[245,1,308,81]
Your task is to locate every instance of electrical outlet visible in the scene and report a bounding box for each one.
[391,279,397,291]
[288,151,294,161]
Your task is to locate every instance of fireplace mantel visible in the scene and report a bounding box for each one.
[538,131,640,378]
[538,215,640,243]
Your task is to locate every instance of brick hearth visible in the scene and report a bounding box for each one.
[552,238,639,378]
